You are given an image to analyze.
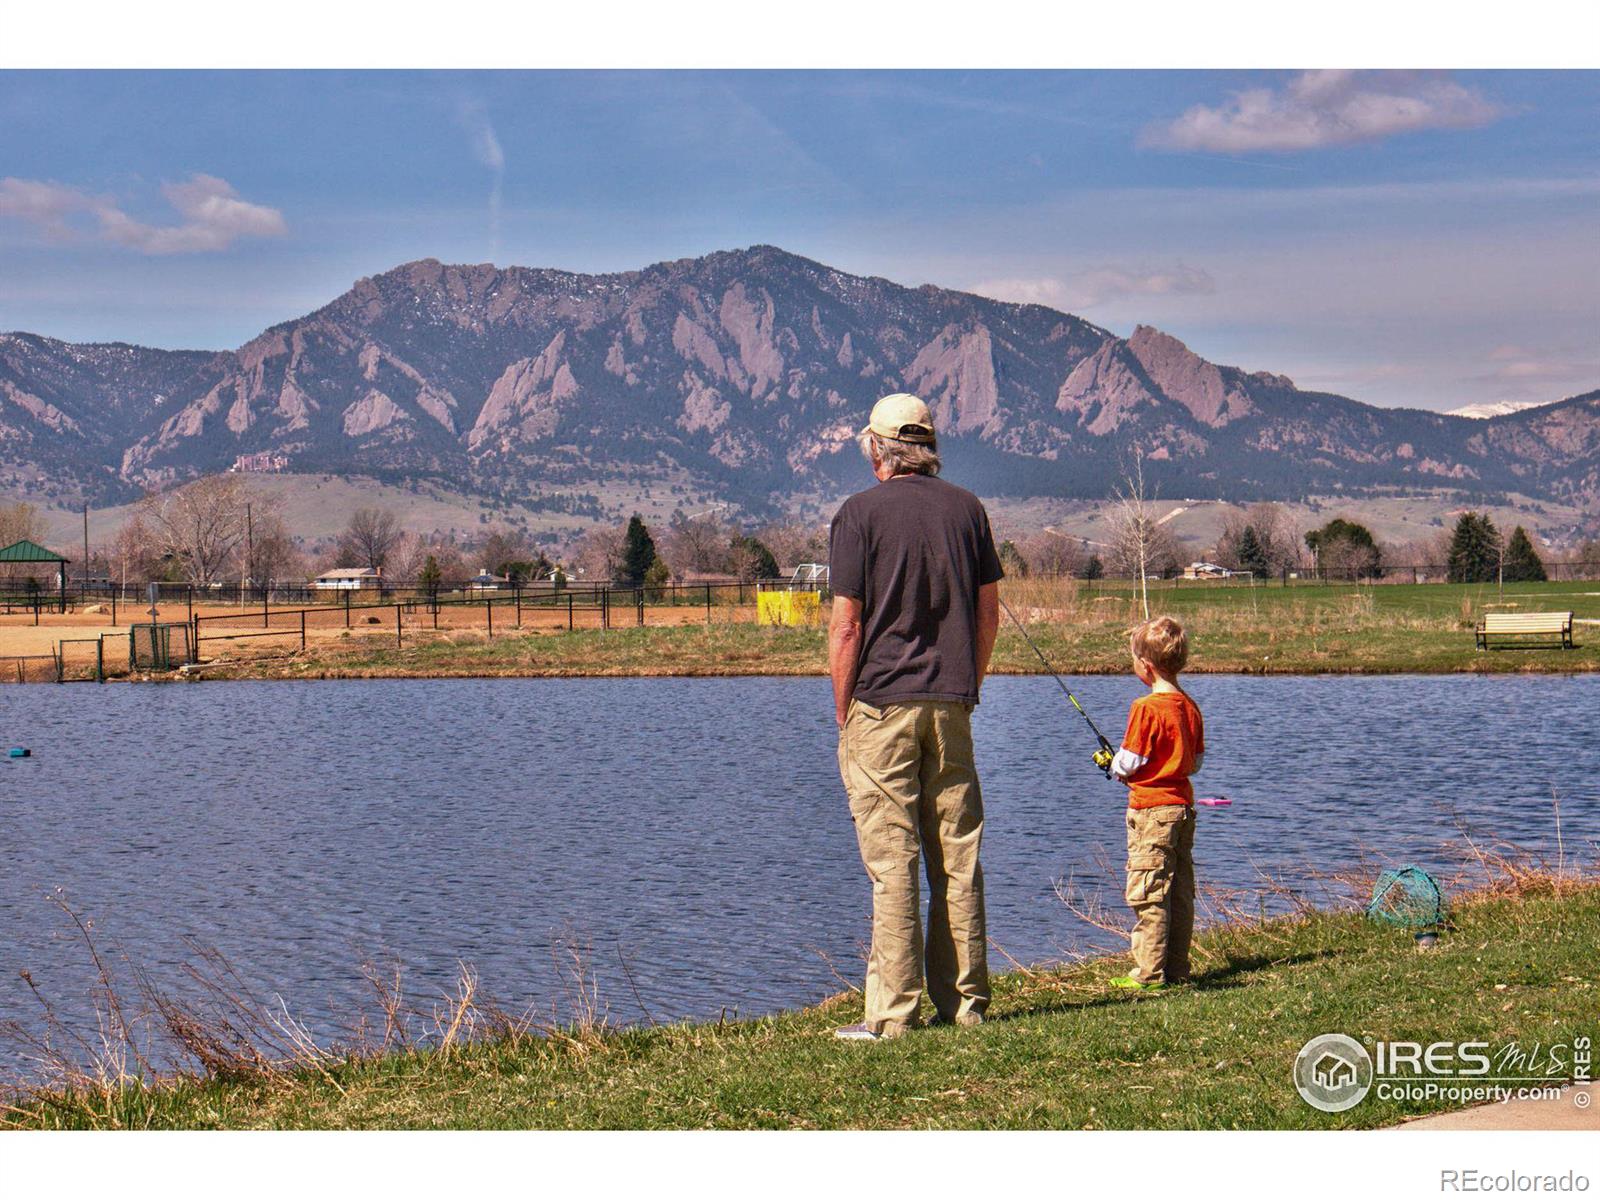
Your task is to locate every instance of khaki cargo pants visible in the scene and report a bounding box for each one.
[1125,803,1197,985]
[838,698,988,1035]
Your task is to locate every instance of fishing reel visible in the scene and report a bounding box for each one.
[1092,740,1115,779]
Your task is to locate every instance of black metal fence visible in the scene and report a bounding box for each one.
[187,580,779,661]
[4,577,780,625]
[13,560,1600,616]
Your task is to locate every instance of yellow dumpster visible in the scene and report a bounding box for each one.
[757,589,823,626]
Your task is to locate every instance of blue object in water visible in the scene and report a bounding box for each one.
[7,748,30,758]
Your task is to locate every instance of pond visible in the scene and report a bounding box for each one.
[1,674,1594,1069]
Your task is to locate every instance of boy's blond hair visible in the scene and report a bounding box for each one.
[1130,615,1189,676]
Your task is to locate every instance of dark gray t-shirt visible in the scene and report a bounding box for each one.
[828,474,1004,706]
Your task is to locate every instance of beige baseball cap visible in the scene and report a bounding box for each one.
[861,392,937,444]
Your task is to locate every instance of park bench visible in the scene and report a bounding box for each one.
[1475,611,1574,650]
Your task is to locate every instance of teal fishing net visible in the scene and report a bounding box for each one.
[1366,866,1445,928]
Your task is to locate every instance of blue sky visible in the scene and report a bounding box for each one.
[1,69,1596,412]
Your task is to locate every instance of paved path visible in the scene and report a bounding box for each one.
[1397,1082,1597,1130]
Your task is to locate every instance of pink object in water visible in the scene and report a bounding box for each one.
[1196,796,1232,808]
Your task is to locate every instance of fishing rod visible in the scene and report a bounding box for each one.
[998,598,1117,778]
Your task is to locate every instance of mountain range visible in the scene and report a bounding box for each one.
[2,246,1597,522]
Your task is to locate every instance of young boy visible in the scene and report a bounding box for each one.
[1108,615,1203,990]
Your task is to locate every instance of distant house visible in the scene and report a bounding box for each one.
[1183,561,1232,580]
[230,451,290,473]
[313,567,384,591]
[467,568,510,593]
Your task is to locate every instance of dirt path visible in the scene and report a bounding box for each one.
[0,620,125,656]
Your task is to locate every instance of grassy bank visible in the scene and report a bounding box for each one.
[8,880,1596,1130]
[187,578,1600,680]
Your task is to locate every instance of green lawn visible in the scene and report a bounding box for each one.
[198,578,1600,680]
[9,883,1595,1130]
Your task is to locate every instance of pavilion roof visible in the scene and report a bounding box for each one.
[0,539,69,563]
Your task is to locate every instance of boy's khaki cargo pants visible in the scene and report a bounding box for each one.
[837,698,989,1036]
[1125,803,1197,985]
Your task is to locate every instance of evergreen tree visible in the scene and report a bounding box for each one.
[1081,554,1104,581]
[619,515,657,586]
[998,539,1030,578]
[643,556,672,601]
[1235,525,1271,578]
[419,554,442,596]
[730,535,780,582]
[1501,526,1547,583]
[1305,517,1383,579]
[1447,512,1501,583]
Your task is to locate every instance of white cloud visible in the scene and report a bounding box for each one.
[0,173,286,254]
[462,109,505,173]
[1143,70,1501,154]
[0,178,92,241]
[972,264,1215,312]
[456,100,505,260]
[1475,347,1598,386]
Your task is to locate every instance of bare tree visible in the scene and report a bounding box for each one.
[107,512,163,592]
[0,501,52,587]
[571,523,626,582]
[1106,448,1182,618]
[139,475,250,585]
[1213,502,1297,575]
[428,541,468,583]
[388,532,428,583]
[477,525,533,577]
[1387,528,1454,579]
[0,501,45,548]
[1244,502,1299,573]
[1569,539,1600,581]
[246,507,302,587]
[1018,530,1085,577]
[727,535,779,583]
[754,519,828,573]
[659,509,735,576]
[384,531,467,585]
[338,507,402,572]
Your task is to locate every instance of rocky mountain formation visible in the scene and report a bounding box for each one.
[2,246,1596,520]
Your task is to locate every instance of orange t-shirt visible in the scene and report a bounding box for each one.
[1111,690,1204,809]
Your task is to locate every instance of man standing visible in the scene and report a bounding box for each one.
[828,392,1003,1040]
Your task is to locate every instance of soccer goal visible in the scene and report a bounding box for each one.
[130,622,193,670]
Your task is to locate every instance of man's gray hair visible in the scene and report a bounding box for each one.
[859,431,942,477]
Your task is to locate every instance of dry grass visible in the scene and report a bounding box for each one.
[0,898,614,1129]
